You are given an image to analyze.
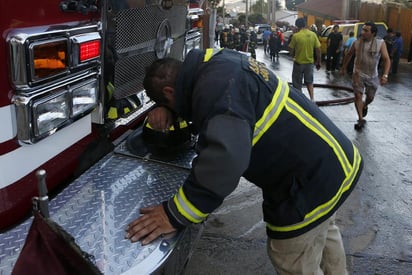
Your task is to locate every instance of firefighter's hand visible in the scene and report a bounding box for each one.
[125,205,176,245]
[147,107,174,131]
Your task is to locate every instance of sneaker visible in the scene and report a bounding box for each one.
[362,106,368,117]
[354,119,366,131]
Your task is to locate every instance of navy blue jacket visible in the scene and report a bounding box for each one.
[164,49,363,239]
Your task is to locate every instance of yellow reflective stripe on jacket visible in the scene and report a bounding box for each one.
[285,98,352,176]
[203,48,223,62]
[267,145,361,232]
[253,78,289,145]
[173,186,209,223]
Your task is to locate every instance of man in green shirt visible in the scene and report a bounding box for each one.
[289,18,321,101]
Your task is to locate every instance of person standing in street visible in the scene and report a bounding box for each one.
[125,47,363,275]
[326,25,343,73]
[263,28,272,55]
[288,18,321,101]
[248,30,258,59]
[391,31,403,74]
[340,21,391,130]
[383,28,395,69]
[268,31,281,62]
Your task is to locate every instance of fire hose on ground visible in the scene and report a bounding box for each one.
[289,83,355,107]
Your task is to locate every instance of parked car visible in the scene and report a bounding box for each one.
[319,22,388,58]
[254,24,271,44]
[281,30,294,51]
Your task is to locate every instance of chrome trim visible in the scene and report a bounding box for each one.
[71,32,102,66]
[155,19,173,59]
[28,37,70,83]
[7,22,101,89]
[69,78,98,118]
[13,73,99,144]
[32,90,70,137]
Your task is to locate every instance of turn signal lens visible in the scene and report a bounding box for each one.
[192,19,203,29]
[80,40,100,62]
[31,39,68,80]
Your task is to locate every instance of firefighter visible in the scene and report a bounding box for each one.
[248,30,258,59]
[219,25,230,48]
[126,48,363,274]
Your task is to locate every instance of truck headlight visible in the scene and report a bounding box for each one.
[71,79,98,117]
[32,91,70,137]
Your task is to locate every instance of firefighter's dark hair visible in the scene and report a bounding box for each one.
[364,21,377,36]
[143,58,182,105]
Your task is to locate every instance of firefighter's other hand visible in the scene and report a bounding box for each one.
[125,205,176,245]
[147,107,174,131]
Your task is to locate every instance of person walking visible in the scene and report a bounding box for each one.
[288,18,321,101]
[383,28,395,72]
[262,28,272,54]
[326,25,343,73]
[383,28,395,59]
[340,21,391,130]
[125,47,363,275]
[248,30,258,59]
[268,31,281,62]
[391,31,403,74]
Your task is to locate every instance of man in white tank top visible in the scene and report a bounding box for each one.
[340,21,391,130]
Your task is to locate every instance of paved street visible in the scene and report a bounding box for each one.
[183,47,412,274]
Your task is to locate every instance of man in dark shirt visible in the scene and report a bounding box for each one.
[326,25,343,72]
[383,28,395,57]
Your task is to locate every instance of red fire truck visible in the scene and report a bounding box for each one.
[0,0,204,273]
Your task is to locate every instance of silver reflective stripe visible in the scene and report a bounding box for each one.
[253,78,289,146]
[173,187,208,223]
[285,98,352,176]
[267,146,361,232]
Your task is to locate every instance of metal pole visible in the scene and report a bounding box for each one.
[272,0,276,25]
[222,0,225,24]
[209,7,217,48]
[36,169,50,218]
[245,0,248,27]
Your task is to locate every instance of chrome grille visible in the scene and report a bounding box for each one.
[110,5,187,99]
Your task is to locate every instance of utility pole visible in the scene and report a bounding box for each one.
[272,0,276,25]
[209,0,219,48]
[222,0,225,23]
[245,0,249,27]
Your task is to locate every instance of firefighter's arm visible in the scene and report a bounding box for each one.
[164,114,252,228]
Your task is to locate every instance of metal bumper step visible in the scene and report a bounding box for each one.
[0,130,199,274]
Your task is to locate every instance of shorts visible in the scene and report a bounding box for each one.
[292,62,314,91]
[352,73,379,98]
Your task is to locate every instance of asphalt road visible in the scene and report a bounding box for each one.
[183,47,412,274]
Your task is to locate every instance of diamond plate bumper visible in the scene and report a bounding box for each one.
[0,132,200,274]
